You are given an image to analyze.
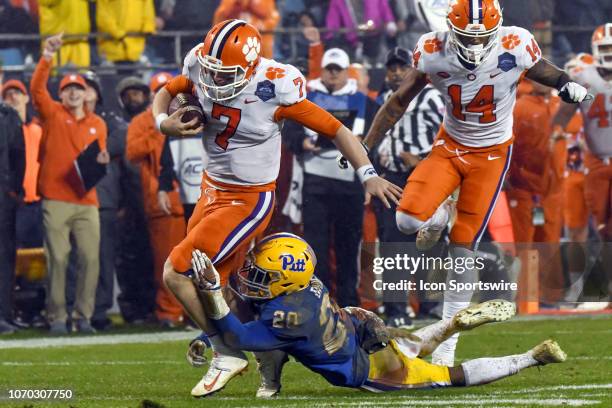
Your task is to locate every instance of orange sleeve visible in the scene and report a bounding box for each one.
[164,75,195,98]
[308,43,323,80]
[29,58,57,120]
[274,99,342,139]
[125,114,157,163]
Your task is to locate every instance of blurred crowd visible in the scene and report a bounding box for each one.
[0,0,610,336]
[0,0,610,68]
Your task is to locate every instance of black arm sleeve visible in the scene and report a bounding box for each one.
[158,135,175,192]
[525,58,570,90]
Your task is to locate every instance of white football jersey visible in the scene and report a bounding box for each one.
[570,65,612,159]
[413,26,542,148]
[182,47,306,185]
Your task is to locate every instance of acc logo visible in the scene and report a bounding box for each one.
[255,80,276,102]
[281,254,306,272]
[242,37,260,65]
[179,157,204,187]
[497,52,517,72]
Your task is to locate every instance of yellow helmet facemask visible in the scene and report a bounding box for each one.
[237,233,317,300]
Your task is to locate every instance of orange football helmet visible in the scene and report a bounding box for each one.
[564,53,594,72]
[592,23,612,69]
[447,0,503,65]
[197,19,262,101]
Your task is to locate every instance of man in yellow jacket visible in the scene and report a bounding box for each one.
[96,0,156,63]
[38,0,90,67]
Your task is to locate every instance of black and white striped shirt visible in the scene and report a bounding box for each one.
[376,85,444,173]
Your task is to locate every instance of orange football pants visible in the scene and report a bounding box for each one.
[169,174,275,284]
[563,170,588,229]
[584,152,612,239]
[398,128,513,247]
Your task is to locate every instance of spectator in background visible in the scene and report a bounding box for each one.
[370,47,444,326]
[213,0,280,58]
[507,79,567,304]
[82,70,128,331]
[0,97,25,335]
[114,76,156,324]
[38,0,91,67]
[0,0,38,65]
[2,79,43,249]
[31,34,109,335]
[96,0,156,64]
[125,73,186,327]
[499,0,554,57]
[325,0,397,63]
[287,48,368,307]
[153,0,220,62]
[157,75,207,223]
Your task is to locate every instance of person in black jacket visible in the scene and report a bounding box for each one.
[0,102,25,334]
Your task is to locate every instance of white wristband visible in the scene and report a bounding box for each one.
[155,113,169,131]
[356,165,378,184]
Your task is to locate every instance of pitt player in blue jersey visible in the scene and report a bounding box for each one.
[188,233,566,397]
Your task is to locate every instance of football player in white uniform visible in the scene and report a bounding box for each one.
[554,24,612,242]
[353,0,589,367]
[151,19,403,397]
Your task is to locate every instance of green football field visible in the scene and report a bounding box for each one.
[0,315,610,407]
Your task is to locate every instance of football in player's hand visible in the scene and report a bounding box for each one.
[168,93,206,127]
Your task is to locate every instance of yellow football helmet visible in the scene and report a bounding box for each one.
[237,233,317,299]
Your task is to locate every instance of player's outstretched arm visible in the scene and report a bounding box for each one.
[362,69,428,150]
[333,126,403,208]
[190,250,289,351]
[525,59,588,104]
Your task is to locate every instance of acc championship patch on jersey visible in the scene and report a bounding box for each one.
[255,80,276,102]
[497,52,517,72]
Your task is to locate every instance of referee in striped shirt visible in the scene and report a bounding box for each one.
[372,47,444,327]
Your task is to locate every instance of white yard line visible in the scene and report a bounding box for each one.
[0,331,196,349]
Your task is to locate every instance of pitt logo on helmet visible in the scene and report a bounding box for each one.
[281,254,307,272]
[447,0,503,66]
[197,19,262,102]
[238,233,317,299]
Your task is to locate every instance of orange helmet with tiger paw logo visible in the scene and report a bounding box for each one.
[197,19,262,101]
[447,0,503,66]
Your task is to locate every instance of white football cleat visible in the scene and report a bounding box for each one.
[255,350,289,398]
[453,299,515,331]
[530,340,567,365]
[191,352,248,397]
[416,199,457,251]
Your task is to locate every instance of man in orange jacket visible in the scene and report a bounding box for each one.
[125,73,185,327]
[31,34,109,335]
[2,79,43,248]
[507,79,567,304]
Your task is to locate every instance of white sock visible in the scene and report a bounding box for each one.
[461,352,538,386]
[428,203,450,230]
[432,246,477,366]
[413,319,454,357]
